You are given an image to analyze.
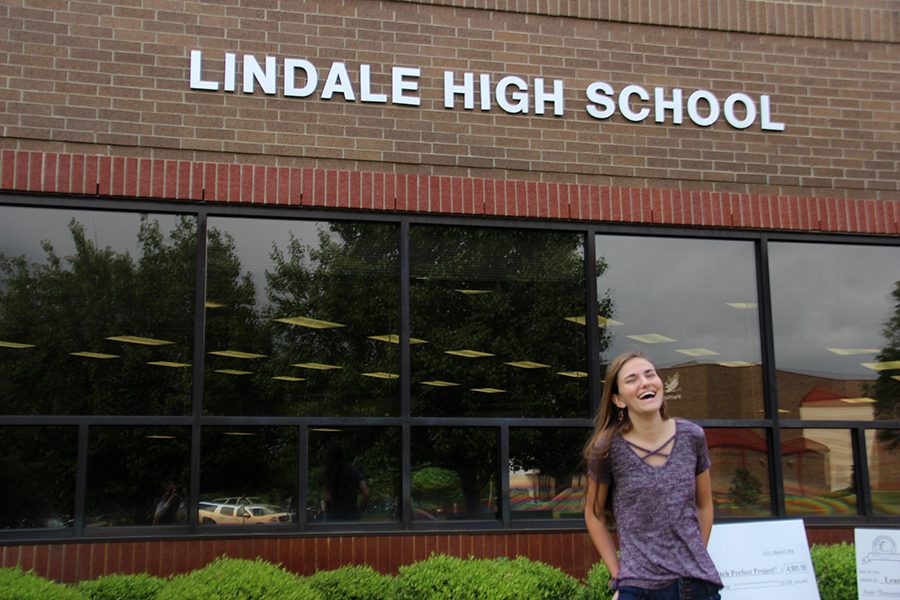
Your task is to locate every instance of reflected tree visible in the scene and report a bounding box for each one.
[871,280,900,447]
[0,215,196,415]
[261,222,399,416]
[407,227,606,515]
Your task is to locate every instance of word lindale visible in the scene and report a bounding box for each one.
[190,51,786,132]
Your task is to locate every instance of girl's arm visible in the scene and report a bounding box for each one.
[584,479,620,580]
[695,469,714,545]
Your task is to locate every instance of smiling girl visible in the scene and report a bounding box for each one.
[583,351,722,600]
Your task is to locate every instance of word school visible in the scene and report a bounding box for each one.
[189,51,786,131]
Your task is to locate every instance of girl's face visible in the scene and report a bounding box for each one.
[612,357,664,417]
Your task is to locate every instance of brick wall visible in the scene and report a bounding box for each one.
[395,0,899,42]
[1,0,898,202]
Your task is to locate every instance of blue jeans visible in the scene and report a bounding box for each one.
[618,578,721,600]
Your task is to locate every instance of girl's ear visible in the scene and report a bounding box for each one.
[611,394,625,409]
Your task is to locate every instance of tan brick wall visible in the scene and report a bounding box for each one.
[1,0,898,202]
[395,0,899,43]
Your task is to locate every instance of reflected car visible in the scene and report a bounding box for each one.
[198,500,292,525]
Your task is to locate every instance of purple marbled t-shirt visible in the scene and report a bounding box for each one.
[590,419,722,590]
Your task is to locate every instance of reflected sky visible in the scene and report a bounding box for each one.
[596,235,761,368]
[0,206,185,263]
[769,242,900,379]
[207,217,325,309]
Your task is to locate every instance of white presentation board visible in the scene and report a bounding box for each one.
[855,528,900,599]
[708,519,820,600]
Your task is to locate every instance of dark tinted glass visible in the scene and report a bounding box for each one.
[410,226,588,418]
[705,427,771,517]
[0,207,195,415]
[308,427,400,523]
[411,427,499,521]
[204,218,399,416]
[0,426,76,529]
[866,429,900,516]
[781,428,856,516]
[199,427,297,526]
[86,426,191,527]
[594,235,763,419]
[509,428,589,520]
[769,243,900,421]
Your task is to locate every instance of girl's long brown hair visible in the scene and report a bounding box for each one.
[582,351,668,519]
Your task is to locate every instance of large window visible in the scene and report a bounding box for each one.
[308,427,400,523]
[595,235,763,420]
[411,427,499,521]
[509,427,588,520]
[204,218,399,416]
[0,207,196,415]
[770,243,900,517]
[1,198,898,538]
[410,226,588,418]
[199,427,297,527]
[1,426,77,529]
[705,427,771,517]
[87,427,191,527]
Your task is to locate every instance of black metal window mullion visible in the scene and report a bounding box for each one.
[298,424,309,531]
[852,427,873,517]
[188,211,208,530]
[585,229,602,417]
[400,219,412,530]
[72,422,89,537]
[500,424,510,527]
[756,235,785,518]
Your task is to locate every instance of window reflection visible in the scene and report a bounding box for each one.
[704,428,771,517]
[0,207,195,415]
[411,427,499,521]
[509,428,588,520]
[86,427,190,527]
[866,429,900,516]
[781,428,856,516]
[308,427,399,523]
[204,218,399,416]
[199,427,297,526]
[0,427,76,529]
[410,226,588,418]
[595,235,763,419]
[769,244,900,421]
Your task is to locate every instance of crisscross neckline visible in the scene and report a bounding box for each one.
[624,433,676,463]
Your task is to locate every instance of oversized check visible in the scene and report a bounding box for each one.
[708,519,820,600]
[856,528,900,599]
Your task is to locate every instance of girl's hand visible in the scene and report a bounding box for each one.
[612,591,619,600]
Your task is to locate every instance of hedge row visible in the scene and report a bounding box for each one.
[0,543,857,600]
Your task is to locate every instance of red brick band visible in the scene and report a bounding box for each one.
[1,151,897,235]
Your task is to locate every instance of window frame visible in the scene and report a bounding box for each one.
[1,192,898,543]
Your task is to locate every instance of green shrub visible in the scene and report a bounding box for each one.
[159,556,322,600]
[503,556,585,599]
[810,543,856,600]
[0,566,85,600]
[304,564,396,599]
[395,554,584,599]
[77,573,165,600]
[584,562,613,600]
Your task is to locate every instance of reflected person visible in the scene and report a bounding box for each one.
[321,444,370,521]
[152,480,185,525]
